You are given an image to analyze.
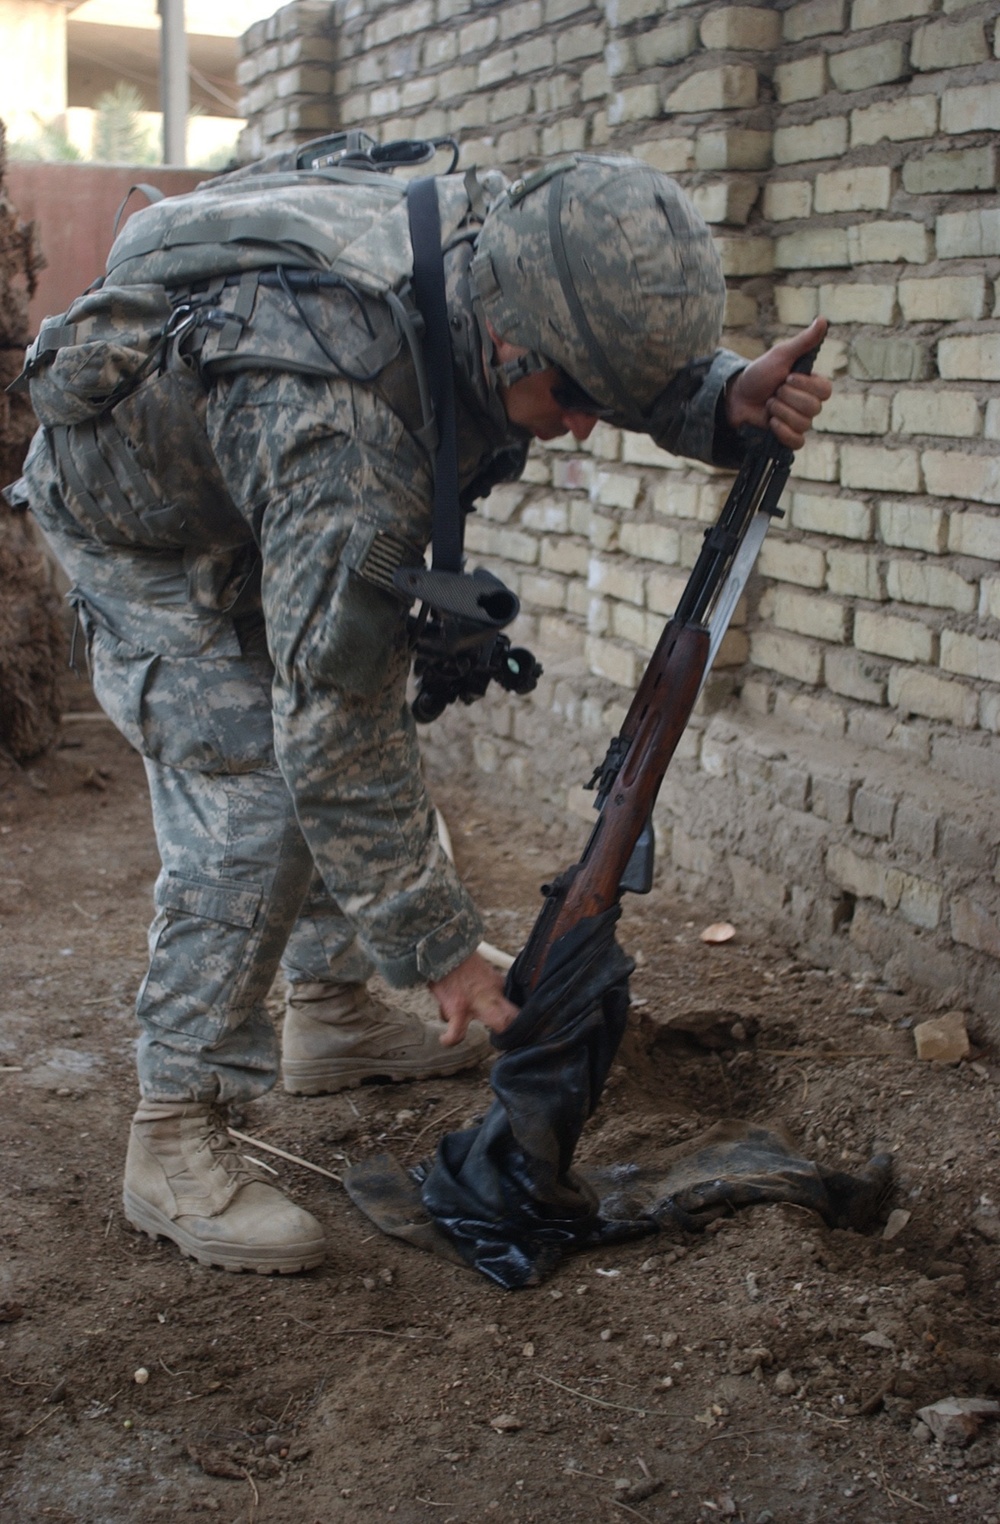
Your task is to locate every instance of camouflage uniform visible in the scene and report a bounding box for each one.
[22,157,744,1106]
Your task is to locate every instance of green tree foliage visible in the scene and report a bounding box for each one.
[8,117,82,162]
[91,83,157,165]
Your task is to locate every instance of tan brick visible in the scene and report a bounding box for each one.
[586,636,637,689]
[775,229,851,268]
[608,84,661,125]
[580,61,611,100]
[951,895,1000,962]
[767,585,850,643]
[652,480,704,521]
[785,0,846,42]
[848,221,932,266]
[851,94,938,146]
[611,601,653,650]
[816,283,896,326]
[520,572,567,610]
[695,129,773,170]
[912,15,989,71]
[588,558,645,605]
[541,535,589,581]
[556,22,604,63]
[987,400,1000,442]
[495,526,540,564]
[775,55,828,103]
[666,65,759,113]
[938,335,1000,382]
[646,569,688,616]
[941,82,1000,135]
[634,136,697,173]
[725,289,759,325]
[790,439,840,483]
[592,471,640,511]
[878,499,947,553]
[899,275,988,324]
[775,286,820,326]
[500,0,543,40]
[774,116,849,164]
[829,39,907,92]
[852,0,933,26]
[825,647,886,703]
[816,165,893,215]
[618,522,681,565]
[827,549,884,600]
[891,390,981,438]
[532,74,579,113]
[903,145,997,196]
[886,560,977,613]
[924,450,1000,505]
[750,630,825,684]
[477,46,516,87]
[634,19,699,69]
[700,6,782,50]
[949,510,1000,561]
[763,181,813,221]
[715,236,775,277]
[497,124,541,161]
[850,336,932,382]
[898,872,945,930]
[814,390,892,434]
[758,537,827,588]
[940,630,1000,681]
[692,179,760,227]
[936,208,1000,258]
[980,577,1000,621]
[541,118,587,154]
[841,445,920,494]
[855,610,935,664]
[889,667,978,727]
[827,844,900,907]
[458,14,499,53]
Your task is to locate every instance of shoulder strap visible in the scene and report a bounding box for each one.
[406,176,462,575]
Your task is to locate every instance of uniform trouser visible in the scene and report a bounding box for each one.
[24,365,483,1103]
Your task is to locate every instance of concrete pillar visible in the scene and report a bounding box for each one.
[158,0,188,165]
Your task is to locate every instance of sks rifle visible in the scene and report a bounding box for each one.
[515,346,820,995]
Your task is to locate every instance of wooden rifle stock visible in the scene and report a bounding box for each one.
[515,344,820,995]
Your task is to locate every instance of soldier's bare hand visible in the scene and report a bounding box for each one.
[725,317,832,450]
[430,950,518,1047]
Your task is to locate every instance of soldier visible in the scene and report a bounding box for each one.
[17,151,830,1274]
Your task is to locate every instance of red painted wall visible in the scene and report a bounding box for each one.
[6,162,207,334]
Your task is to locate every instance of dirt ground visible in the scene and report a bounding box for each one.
[2,674,1000,1524]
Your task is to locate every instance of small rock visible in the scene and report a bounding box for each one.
[133,1367,149,1385]
[774,1370,797,1396]
[914,1011,970,1064]
[970,1208,1000,1244]
[522,1342,534,1358]
[361,1276,376,1292]
[912,1421,933,1443]
[860,1330,895,1351]
[600,1327,613,1342]
[489,1413,522,1433]
[916,1397,1000,1448]
[882,1209,911,1242]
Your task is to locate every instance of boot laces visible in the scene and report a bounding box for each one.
[198,1108,257,1188]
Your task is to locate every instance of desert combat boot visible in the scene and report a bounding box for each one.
[282,982,491,1095]
[123,1101,326,1273]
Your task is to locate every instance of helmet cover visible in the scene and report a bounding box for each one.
[470,155,726,430]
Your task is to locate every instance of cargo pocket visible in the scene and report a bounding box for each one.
[300,516,416,699]
[85,619,275,773]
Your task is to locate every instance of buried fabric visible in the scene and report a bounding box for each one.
[344,907,893,1289]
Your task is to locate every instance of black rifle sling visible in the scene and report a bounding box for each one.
[406,176,463,575]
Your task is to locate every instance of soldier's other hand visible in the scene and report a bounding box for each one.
[724,317,832,450]
[430,950,518,1047]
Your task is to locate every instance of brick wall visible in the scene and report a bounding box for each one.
[240,0,1000,1022]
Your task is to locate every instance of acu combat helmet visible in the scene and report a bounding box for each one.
[469,154,726,433]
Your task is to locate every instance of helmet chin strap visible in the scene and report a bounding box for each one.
[471,290,550,393]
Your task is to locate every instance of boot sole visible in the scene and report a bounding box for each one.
[122,1190,326,1275]
[282,1048,486,1097]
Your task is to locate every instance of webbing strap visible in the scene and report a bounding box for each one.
[406,176,462,575]
[218,270,259,351]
